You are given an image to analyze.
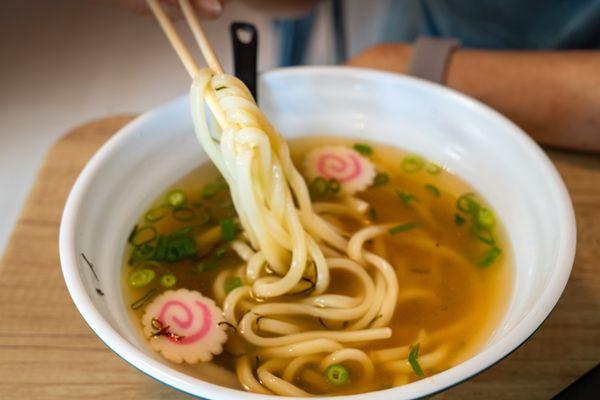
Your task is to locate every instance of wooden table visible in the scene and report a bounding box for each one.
[0,117,598,399]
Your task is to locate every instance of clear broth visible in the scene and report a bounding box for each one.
[122,137,513,394]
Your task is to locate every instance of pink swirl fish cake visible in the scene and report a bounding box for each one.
[142,289,228,363]
[304,145,376,194]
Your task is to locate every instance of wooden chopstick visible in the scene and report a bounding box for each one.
[178,0,224,74]
[146,0,229,129]
[146,0,199,78]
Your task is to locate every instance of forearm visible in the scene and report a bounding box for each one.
[348,44,600,152]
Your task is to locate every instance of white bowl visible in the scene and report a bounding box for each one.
[59,66,576,399]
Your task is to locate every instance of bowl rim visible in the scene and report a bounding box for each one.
[59,65,576,400]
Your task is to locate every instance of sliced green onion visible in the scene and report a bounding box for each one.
[456,193,480,214]
[194,260,219,273]
[224,276,242,293]
[389,222,418,234]
[454,213,466,226]
[130,288,157,310]
[310,177,329,198]
[476,207,496,229]
[472,225,495,245]
[219,199,234,209]
[325,364,350,386]
[151,232,197,263]
[401,154,424,173]
[328,178,341,194]
[145,206,169,223]
[353,143,373,156]
[368,207,377,221]
[395,190,417,204]
[478,246,502,267]
[175,226,194,235]
[202,182,226,199]
[374,172,390,186]
[128,269,155,288]
[220,218,237,241]
[215,245,228,259]
[408,343,424,376]
[160,274,177,288]
[128,225,138,244]
[172,206,196,222]
[425,184,441,198]
[132,226,157,246]
[425,162,442,175]
[152,235,167,261]
[165,189,186,207]
[196,211,212,226]
[132,243,156,261]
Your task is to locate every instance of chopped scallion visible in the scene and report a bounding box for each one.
[408,343,424,376]
[309,177,329,198]
[219,199,234,209]
[401,154,424,173]
[131,226,157,246]
[131,243,155,261]
[476,207,496,228]
[456,193,479,214]
[425,162,442,175]
[220,218,237,241]
[471,225,495,245]
[160,274,177,288]
[201,182,225,198]
[395,190,417,204]
[165,189,186,207]
[128,269,155,288]
[328,178,341,194]
[389,222,418,234]
[454,213,466,226]
[175,226,193,235]
[215,245,228,259]
[172,206,196,222]
[325,364,350,386]
[425,184,441,198]
[145,206,169,223]
[224,276,242,293]
[353,143,373,156]
[374,172,390,186]
[128,225,138,244]
[194,260,219,273]
[150,231,197,263]
[130,288,157,310]
[478,246,502,267]
[368,207,377,221]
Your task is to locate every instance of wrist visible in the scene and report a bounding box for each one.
[346,44,412,74]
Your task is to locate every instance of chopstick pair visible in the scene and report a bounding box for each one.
[146,0,223,77]
[147,0,233,130]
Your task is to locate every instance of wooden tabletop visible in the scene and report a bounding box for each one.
[0,116,598,399]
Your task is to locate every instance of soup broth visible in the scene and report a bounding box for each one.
[122,137,513,395]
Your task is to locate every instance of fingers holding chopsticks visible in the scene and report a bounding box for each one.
[108,0,226,19]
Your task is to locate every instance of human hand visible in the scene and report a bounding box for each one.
[111,0,225,19]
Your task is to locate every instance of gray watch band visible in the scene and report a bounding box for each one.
[408,36,460,85]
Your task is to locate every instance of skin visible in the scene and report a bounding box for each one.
[110,0,318,18]
[106,0,226,19]
[347,44,600,153]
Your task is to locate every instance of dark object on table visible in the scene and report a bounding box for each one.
[230,22,258,100]
[553,363,600,399]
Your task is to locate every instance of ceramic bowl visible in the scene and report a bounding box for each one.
[59,66,576,399]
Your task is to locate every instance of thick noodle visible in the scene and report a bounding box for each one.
[189,69,447,395]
